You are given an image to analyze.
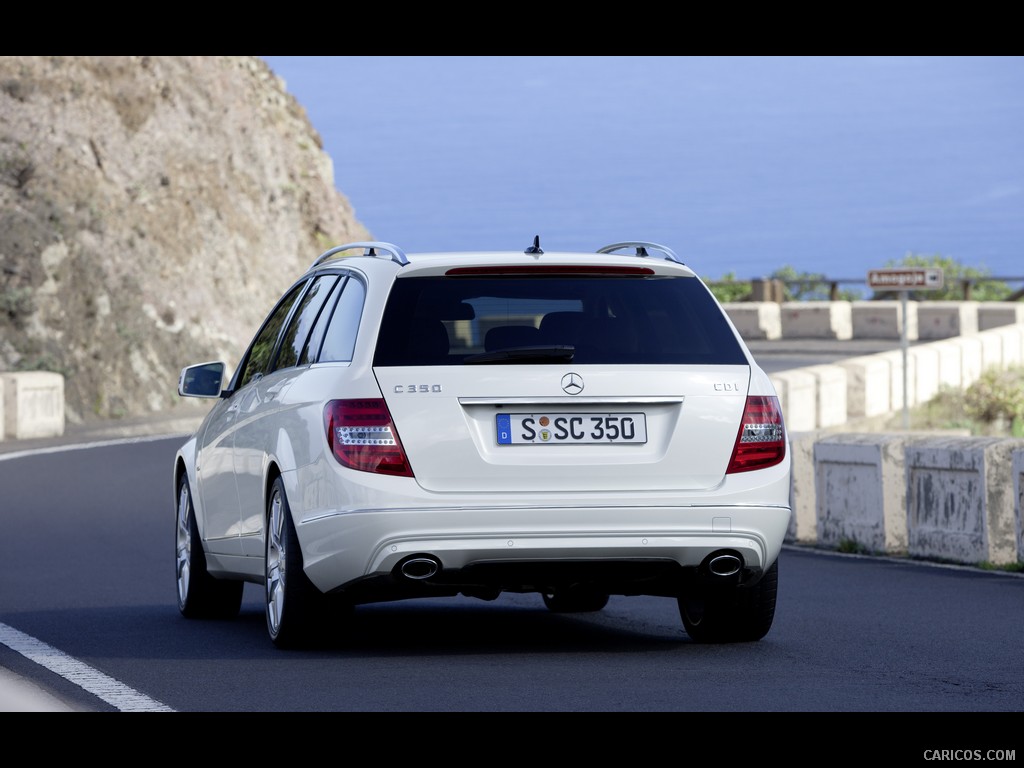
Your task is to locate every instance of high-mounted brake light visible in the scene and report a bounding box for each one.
[726,395,786,474]
[445,265,655,276]
[324,399,413,477]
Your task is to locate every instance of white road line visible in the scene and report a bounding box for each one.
[0,433,185,462]
[0,622,174,712]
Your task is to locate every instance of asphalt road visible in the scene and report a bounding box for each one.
[2,420,1023,724]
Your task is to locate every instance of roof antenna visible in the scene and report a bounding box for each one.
[524,235,543,254]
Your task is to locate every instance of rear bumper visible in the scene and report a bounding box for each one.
[298,503,791,600]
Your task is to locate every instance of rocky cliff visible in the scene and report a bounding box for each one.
[0,55,370,424]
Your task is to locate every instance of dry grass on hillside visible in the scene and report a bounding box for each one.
[881,366,1024,438]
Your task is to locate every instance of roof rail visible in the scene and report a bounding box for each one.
[597,241,684,265]
[309,241,409,270]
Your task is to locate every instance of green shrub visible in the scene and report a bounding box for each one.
[837,538,870,555]
[707,271,752,303]
[963,367,1024,433]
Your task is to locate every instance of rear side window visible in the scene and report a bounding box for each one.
[318,275,366,363]
[236,279,309,388]
[274,274,339,371]
[299,277,343,365]
[373,275,746,366]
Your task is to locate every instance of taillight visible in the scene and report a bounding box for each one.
[726,395,786,474]
[323,399,413,477]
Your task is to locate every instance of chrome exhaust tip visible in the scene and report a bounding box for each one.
[707,553,743,577]
[399,556,441,580]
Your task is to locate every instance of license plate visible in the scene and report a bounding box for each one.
[496,413,647,444]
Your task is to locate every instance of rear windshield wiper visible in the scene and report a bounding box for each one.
[463,345,575,364]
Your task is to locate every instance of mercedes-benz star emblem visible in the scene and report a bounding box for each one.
[561,372,584,395]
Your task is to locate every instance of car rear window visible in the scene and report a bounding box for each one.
[373,275,747,366]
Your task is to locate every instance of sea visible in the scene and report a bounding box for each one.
[260,56,1024,291]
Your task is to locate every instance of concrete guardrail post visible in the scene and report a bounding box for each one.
[787,430,824,545]
[814,433,911,554]
[722,302,782,340]
[917,301,979,340]
[838,355,891,419]
[1,372,65,440]
[977,302,1024,331]
[905,436,1023,566]
[851,300,918,340]
[1013,446,1024,566]
[770,370,817,432]
[985,325,1023,368]
[781,301,853,340]
[950,334,984,389]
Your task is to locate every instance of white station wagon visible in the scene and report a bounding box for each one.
[174,238,792,648]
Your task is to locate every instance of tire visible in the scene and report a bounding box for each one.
[175,474,244,619]
[542,587,610,613]
[265,476,340,648]
[678,559,778,643]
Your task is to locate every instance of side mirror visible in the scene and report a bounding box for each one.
[178,361,226,398]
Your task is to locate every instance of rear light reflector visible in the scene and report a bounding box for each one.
[324,399,413,477]
[726,395,786,474]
